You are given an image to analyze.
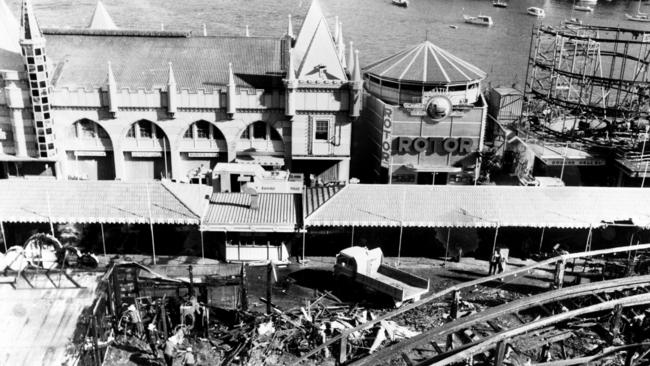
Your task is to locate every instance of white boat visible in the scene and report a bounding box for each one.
[581,0,597,3]
[492,0,508,8]
[565,17,583,25]
[574,4,593,11]
[527,7,545,17]
[463,14,494,26]
[626,1,650,21]
[392,0,408,7]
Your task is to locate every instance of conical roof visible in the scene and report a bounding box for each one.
[88,0,117,30]
[0,0,20,53]
[364,40,486,85]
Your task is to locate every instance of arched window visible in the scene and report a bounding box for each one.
[183,121,225,141]
[69,119,109,139]
[126,120,164,139]
[240,121,282,142]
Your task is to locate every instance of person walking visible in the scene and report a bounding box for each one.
[489,248,501,275]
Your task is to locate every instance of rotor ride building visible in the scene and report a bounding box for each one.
[356,41,488,185]
[524,24,650,185]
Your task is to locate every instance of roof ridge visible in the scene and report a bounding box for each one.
[160,180,203,219]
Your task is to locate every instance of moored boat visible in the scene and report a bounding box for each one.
[463,14,494,26]
[527,7,545,16]
[574,4,593,11]
[625,12,650,21]
[392,0,408,7]
[492,0,508,8]
[565,17,583,25]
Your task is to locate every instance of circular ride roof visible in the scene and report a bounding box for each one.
[363,40,487,85]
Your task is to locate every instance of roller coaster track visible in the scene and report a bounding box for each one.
[351,274,650,366]
[291,243,650,365]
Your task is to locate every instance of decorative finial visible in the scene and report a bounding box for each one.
[287,14,294,38]
[245,25,250,37]
[202,24,207,36]
[160,23,165,31]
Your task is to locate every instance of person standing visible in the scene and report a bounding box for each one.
[163,337,176,366]
[489,248,501,275]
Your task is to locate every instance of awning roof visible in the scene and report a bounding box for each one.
[0,180,201,225]
[304,184,650,229]
[201,193,300,232]
[236,155,285,167]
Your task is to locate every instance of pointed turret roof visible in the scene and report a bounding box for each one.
[293,0,324,65]
[296,18,346,80]
[20,0,42,41]
[88,0,117,30]
[364,40,486,85]
[0,0,21,53]
[167,62,176,86]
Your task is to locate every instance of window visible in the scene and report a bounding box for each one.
[127,126,136,138]
[196,122,210,139]
[183,128,193,139]
[315,120,329,141]
[241,127,250,139]
[253,122,266,139]
[79,121,97,138]
[37,65,44,72]
[139,122,152,138]
[35,48,42,56]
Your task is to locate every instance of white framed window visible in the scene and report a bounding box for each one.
[315,120,330,141]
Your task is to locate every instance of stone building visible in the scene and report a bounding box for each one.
[0,0,361,183]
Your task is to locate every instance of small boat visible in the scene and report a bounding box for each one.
[392,0,408,7]
[449,25,458,29]
[574,4,593,11]
[527,7,545,17]
[581,0,597,3]
[626,12,650,21]
[463,14,494,26]
[492,0,508,8]
[565,17,583,25]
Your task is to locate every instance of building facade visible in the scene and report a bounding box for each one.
[0,0,361,184]
[355,41,488,185]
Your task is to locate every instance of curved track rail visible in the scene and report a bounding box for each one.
[291,243,650,365]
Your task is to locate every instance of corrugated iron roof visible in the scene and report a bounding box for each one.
[363,40,486,85]
[0,180,200,224]
[202,193,299,232]
[44,32,284,90]
[304,184,650,228]
[303,185,344,217]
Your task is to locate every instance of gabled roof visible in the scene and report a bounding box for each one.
[0,180,201,225]
[202,193,300,232]
[364,40,486,85]
[303,185,344,217]
[44,32,284,90]
[88,0,118,30]
[304,184,650,229]
[296,18,346,80]
[0,0,20,53]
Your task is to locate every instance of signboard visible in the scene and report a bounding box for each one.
[397,137,474,155]
[131,151,162,158]
[380,106,393,168]
[544,158,606,166]
[188,152,219,158]
[74,151,106,157]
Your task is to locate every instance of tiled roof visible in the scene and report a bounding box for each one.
[304,184,650,228]
[364,41,486,85]
[202,193,299,232]
[303,185,344,217]
[0,180,200,224]
[44,32,284,90]
[0,0,20,54]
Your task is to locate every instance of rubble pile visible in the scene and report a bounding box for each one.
[205,292,422,365]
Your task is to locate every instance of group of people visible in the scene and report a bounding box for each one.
[488,247,508,275]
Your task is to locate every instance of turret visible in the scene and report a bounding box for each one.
[336,22,346,68]
[349,50,362,118]
[347,40,354,74]
[106,61,119,118]
[287,14,294,39]
[20,0,57,158]
[167,62,177,117]
[285,49,297,118]
[227,62,237,117]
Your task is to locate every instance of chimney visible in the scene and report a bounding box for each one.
[243,186,260,210]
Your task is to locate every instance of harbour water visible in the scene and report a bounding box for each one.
[6,0,650,86]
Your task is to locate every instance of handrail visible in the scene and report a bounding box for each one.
[290,243,650,365]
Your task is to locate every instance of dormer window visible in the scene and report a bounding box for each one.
[316,64,327,79]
